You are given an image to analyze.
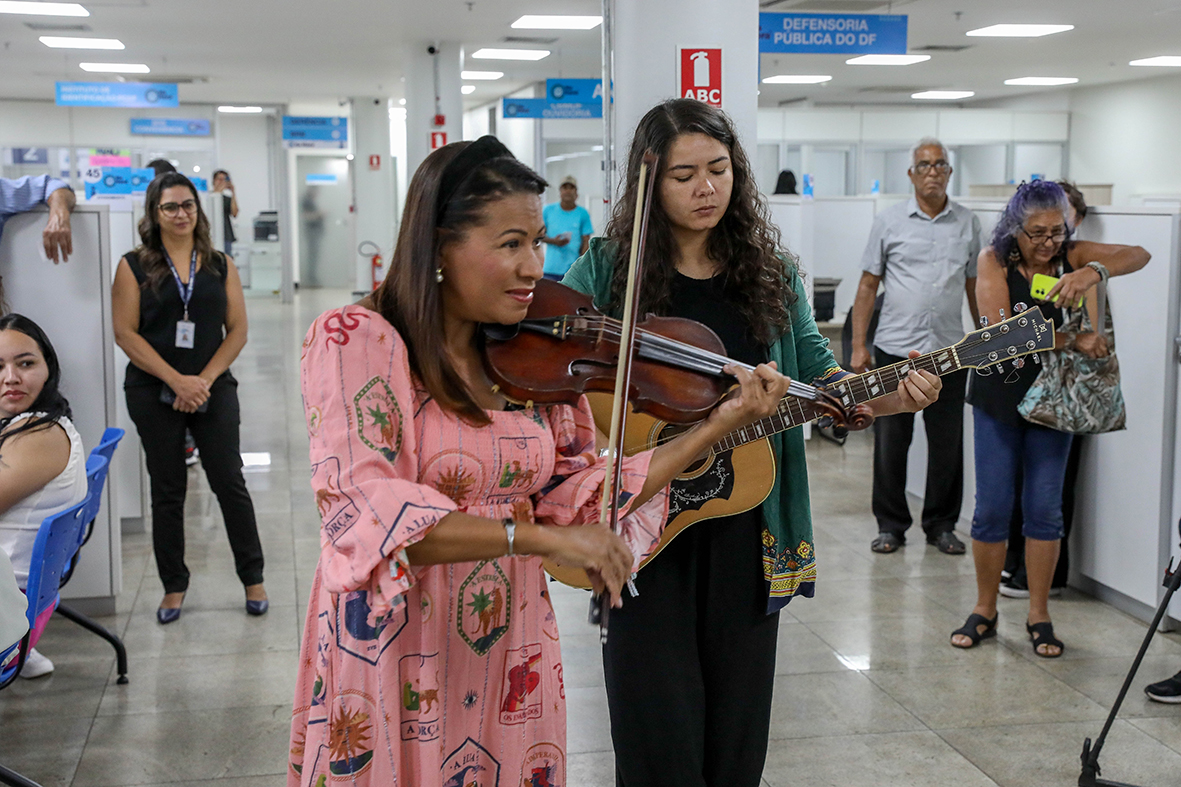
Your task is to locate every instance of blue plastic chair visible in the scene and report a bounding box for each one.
[52,451,129,686]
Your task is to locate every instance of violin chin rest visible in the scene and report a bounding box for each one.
[482,322,521,341]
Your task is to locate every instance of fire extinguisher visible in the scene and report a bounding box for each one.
[359,241,383,290]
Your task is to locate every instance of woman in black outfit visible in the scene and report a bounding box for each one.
[112,172,266,624]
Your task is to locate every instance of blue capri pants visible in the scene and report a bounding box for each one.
[971,407,1073,543]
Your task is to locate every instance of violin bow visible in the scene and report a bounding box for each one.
[590,150,659,642]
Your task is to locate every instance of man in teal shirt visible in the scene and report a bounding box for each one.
[541,175,593,280]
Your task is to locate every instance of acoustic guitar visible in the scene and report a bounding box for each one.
[543,309,1056,588]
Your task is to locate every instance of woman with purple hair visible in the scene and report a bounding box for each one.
[951,181,1149,657]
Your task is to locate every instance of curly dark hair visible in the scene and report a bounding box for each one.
[992,180,1073,271]
[605,99,796,345]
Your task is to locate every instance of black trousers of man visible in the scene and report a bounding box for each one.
[872,348,968,540]
[603,508,778,787]
[126,375,264,594]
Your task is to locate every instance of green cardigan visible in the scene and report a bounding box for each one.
[562,238,844,613]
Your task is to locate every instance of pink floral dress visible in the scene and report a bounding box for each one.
[290,305,669,787]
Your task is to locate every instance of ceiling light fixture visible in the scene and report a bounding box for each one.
[1130,56,1181,67]
[511,15,602,30]
[966,24,1074,37]
[0,1,87,16]
[79,62,149,73]
[39,34,121,49]
[218,105,263,113]
[461,85,476,94]
[398,97,406,105]
[461,70,503,80]
[912,90,975,100]
[1004,76,1078,86]
[762,74,832,84]
[846,54,930,65]
[471,48,550,61]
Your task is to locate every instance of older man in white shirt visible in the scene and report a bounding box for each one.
[851,137,981,556]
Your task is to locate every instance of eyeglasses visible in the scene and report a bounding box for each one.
[912,161,951,175]
[1020,226,1068,246]
[159,200,198,218]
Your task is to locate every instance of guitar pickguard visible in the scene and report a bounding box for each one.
[669,451,736,522]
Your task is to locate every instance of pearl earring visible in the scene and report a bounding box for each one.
[435,267,444,283]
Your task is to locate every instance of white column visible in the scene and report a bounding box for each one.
[610,0,759,197]
[350,96,395,294]
[406,42,464,176]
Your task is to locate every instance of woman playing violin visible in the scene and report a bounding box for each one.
[289,137,797,786]
[561,99,943,787]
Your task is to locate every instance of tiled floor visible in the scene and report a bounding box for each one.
[3,288,1180,786]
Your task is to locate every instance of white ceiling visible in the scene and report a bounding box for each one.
[1,0,1181,110]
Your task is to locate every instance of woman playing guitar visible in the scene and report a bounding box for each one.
[561,99,944,786]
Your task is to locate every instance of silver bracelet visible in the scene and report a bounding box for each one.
[502,517,516,556]
[1085,261,1109,283]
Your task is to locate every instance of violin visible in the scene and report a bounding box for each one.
[482,278,850,426]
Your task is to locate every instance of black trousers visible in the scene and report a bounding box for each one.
[602,510,779,787]
[872,348,968,538]
[126,375,264,594]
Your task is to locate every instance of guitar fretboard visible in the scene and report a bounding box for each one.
[713,346,964,453]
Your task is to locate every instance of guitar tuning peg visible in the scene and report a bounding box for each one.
[1014,302,1028,313]
[999,308,1006,320]
[1014,358,1025,369]
[979,315,990,327]
[1033,353,1041,365]
[995,364,1005,375]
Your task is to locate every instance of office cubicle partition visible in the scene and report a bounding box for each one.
[0,204,120,612]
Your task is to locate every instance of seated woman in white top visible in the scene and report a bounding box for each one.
[0,314,87,678]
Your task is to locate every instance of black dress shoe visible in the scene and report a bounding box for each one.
[245,599,269,616]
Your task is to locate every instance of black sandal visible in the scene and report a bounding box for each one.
[1026,620,1064,658]
[871,532,904,553]
[950,612,998,649]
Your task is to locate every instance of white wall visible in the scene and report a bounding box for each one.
[215,113,273,244]
[1067,73,1181,205]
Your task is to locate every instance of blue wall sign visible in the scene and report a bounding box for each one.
[56,81,179,108]
[503,98,601,120]
[304,173,339,185]
[11,148,48,165]
[130,168,155,193]
[546,78,602,104]
[130,118,210,136]
[758,13,907,54]
[282,116,348,149]
[83,167,132,199]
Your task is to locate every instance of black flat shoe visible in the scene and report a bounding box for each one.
[871,532,904,553]
[245,599,269,616]
[1026,619,1064,658]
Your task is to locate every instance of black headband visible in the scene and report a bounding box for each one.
[435,135,515,219]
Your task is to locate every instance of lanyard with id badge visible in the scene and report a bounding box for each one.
[167,250,198,349]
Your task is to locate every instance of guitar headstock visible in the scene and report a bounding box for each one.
[954,307,1055,370]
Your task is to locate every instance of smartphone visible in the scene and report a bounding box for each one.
[1030,273,1084,307]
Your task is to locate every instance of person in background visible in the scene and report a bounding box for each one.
[211,169,239,258]
[146,159,177,177]
[851,136,981,557]
[1001,180,1092,600]
[541,174,593,280]
[0,175,74,264]
[0,314,87,679]
[773,169,798,195]
[953,180,1149,658]
[112,172,267,624]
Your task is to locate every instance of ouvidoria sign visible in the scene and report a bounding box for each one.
[758,13,908,54]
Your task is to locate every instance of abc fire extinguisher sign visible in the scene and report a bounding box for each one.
[678,47,722,108]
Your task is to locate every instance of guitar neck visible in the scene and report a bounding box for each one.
[712,345,964,453]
